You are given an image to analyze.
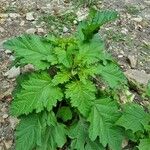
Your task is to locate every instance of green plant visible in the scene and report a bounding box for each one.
[4,9,150,150]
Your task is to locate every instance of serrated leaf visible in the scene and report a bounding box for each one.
[68,118,104,150]
[96,63,127,88]
[116,103,150,133]
[77,10,118,41]
[57,106,72,122]
[52,70,71,85]
[88,98,124,150]
[15,113,47,150]
[11,72,63,116]
[65,80,96,116]
[138,139,150,150]
[78,66,97,83]
[55,47,72,68]
[76,35,105,65]
[42,112,67,149]
[3,34,56,70]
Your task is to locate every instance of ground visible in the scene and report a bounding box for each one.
[0,0,150,149]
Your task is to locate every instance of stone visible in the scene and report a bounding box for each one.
[4,140,13,149]
[125,69,150,86]
[21,64,35,73]
[4,66,20,79]
[9,13,20,18]
[2,114,8,119]
[63,26,69,33]
[37,28,45,33]
[20,20,25,26]
[131,16,143,22]
[26,28,36,34]
[5,49,12,54]
[0,27,5,33]
[128,55,137,68]
[9,117,19,129]
[26,12,35,21]
[76,8,88,21]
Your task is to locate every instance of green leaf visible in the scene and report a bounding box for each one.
[68,118,104,150]
[11,72,63,116]
[77,10,118,41]
[78,66,97,83]
[38,123,66,150]
[65,80,96,116]
[3,34,56,70]
[57,106,72,122]
[15,113,47,150]
[52,70,71,85]
[116,103,150,133]
[76,35,105,65]
[138,139,150,150]
[88,98,124,150]
[146,81,150,98]
[55,47,72,68]
[96,63,127,88]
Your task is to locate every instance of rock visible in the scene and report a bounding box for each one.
[131,16,143,22]
[4,140,13,149]
[125,69,150,86]
[2,114,8,119]
[26,12,35,21]
[0,27,5,33]
[9,117,19,129]
[9,13,20,18]
[63,26,69,33]
[4,66,20,79]
[128,55,137,68]
[5,49,12,54]
[121,28,128,34]
[21,64,34,73]
[20,20,25,26]
[26,28,36,34]
[118,54,124,58]
[37,28,45,33]
[76,8,88,21]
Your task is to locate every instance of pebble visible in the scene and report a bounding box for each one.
[0,27,5,33]
[131,16,143,23]
[128,55,137,68]
[26,28,36,34]
[9,13,20,18]
[21,64,34,73]
[5,49,12,54]
[63,26,69,33]
[37,28,45,33]
[20,20,25,26]
[26,12,35,21]
[3,114,9,119]
[4,140,13,149]
[9,117,19,129]
[4,66,20,79]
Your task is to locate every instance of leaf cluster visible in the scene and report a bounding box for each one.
[3,9,150,150]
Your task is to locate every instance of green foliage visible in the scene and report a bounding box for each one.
[138,139,150,150]
[4,9,150,150]
[116,103,150,133]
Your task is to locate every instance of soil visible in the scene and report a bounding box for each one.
[0,0,150,149]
